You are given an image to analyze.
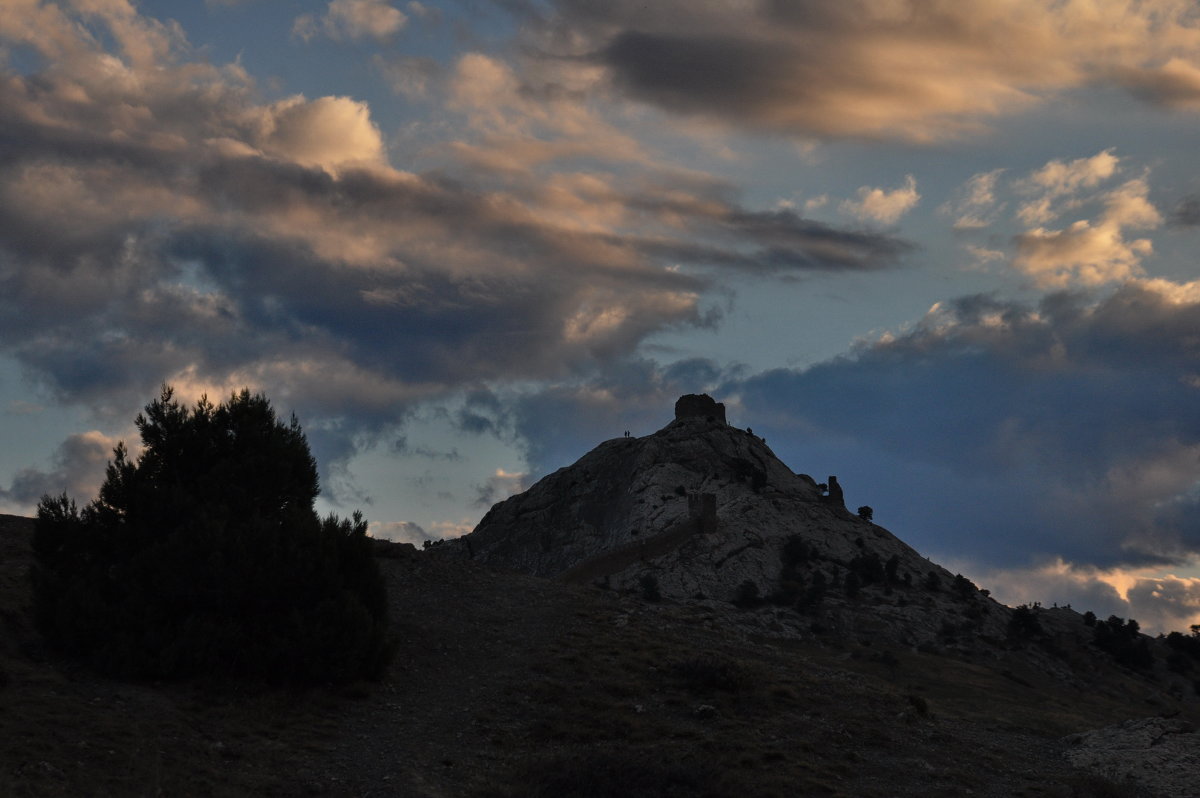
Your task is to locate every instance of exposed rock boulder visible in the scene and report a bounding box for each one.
[1064,717,1200,798]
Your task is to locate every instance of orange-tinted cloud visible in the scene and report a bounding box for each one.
[531,0,1200,141]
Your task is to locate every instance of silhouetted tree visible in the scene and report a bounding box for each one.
[1093,614,1153,669]
[884,555,900,584]
[857,506,873,521]
[31,386,392,683]
[796,571,827,611]
[848,552,885,586]
[1008,604,1044,640]
[639,573,662,602]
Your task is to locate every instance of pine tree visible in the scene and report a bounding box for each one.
[31,386,392,683]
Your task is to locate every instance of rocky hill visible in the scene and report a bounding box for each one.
[445,394,1012,649]
[3,510,1199,798]
[6,396,1200,796]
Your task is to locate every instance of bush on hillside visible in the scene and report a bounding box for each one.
[1007,604,1044,640]
[733,579,762,608]
[1092,615,1153,670]
[30,386,392,684]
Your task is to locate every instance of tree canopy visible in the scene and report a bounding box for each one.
[31,386,392,683]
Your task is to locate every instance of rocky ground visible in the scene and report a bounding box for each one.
[3,514,1198,797]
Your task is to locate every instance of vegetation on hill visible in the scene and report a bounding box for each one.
[29,386,391,684]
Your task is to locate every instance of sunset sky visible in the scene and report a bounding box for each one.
[4,0,1200,632]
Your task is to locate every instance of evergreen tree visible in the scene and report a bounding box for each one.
[31,386,392,683]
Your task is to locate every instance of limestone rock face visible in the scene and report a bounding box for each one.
[446,398,1009,646]
[1064,718,1200,798]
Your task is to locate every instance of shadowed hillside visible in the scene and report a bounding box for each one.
[2,508,1197,797]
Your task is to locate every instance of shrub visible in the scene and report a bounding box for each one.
[781,534,811,567]
[30,386,391,684]
[857,505,873,521]
[670,657,746,694]
[1166,628,1200,661]
[733,579,762,608]
[638,574,662,602]
[796,571,827,611]
[884,555,900,584]
[1093,615,1154,670]
[848,552,885,586]
[1008,604,1044,640]
[767,579,804,606]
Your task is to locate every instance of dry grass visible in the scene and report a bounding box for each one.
[0,513,1189,797]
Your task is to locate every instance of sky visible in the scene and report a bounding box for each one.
[4,0,1200,633]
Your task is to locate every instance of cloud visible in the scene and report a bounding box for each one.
[1015,150,1120,226]
[293,0,407,43]
[524,0,1200,141]
[1116,57,1200,110]
[941,169,1006,230]
[1,430,118,508]
[0,0,922,529]
[1013,177,1161,287]
[392,435,462,461]
[1170,195,1200,227]
[0,1,913,488]
[732,280,1200,573]
[977,559,1200,635]
[840,175,920,224]
[373,54,443,99]
[252,95,387,173]
[498,357,737,478]
[474,468,528,508]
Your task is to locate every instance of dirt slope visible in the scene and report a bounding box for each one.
[1,514,1187,797]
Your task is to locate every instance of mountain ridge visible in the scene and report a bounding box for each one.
[443,393,1013,649]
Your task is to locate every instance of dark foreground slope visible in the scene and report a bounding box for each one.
[2,513,1194,797]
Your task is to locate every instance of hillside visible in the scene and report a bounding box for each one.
[2,509,1198,797]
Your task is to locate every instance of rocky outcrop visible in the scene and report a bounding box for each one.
[1064,717,1200,798]
[673,393,726,424]
[442,396,1012,647]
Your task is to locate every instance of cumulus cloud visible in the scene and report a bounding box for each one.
[732,279,1200,573]
[252,95,386,173]
[1015,150,1120,226]
[1,430,119,507]
[522,0,1200,141]
[977,560,1200,635]
[1014,177,1162,287]
[293,0,407,43]
[492,288,1200,632]
[0,2,910,496]
[840,175,920,224]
